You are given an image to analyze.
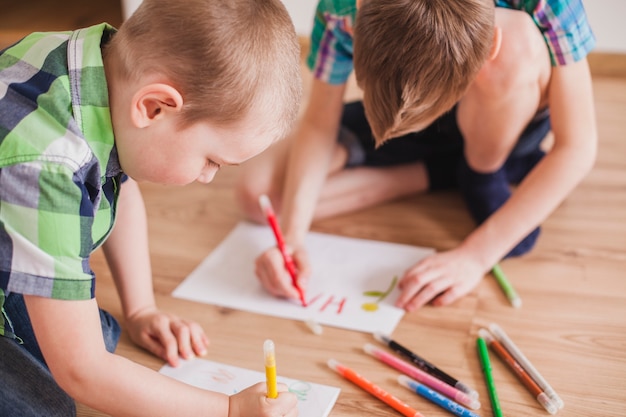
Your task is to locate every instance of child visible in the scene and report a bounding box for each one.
[0,0,302,415]
[236,0,597,311]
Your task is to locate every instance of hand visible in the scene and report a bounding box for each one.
[228,382,298,417]
[394,248,486,311]
[255,245,310,300]
[125,306,209,367]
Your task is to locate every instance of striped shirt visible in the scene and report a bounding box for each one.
[307,0,596,85]
[0,24,122,337]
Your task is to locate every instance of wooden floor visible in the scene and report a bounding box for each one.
[3,3,626,417]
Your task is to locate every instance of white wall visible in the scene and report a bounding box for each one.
[120,0,317,32]
[280,0,316,36]
[121,0,626,53]
[282,0,626,54]
[584,1,626,53]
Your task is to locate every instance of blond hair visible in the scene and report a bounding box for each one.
[354,0,494,145]
[106,0,302,140]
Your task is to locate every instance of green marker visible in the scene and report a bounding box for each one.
[492,264,522,308]
[477,337,503,417]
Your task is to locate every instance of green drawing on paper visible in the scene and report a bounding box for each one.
[361,276,398,312]
[289,380,312,401]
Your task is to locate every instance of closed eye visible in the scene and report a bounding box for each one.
[207,159,221,169]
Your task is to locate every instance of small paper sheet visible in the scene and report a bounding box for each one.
[173,222,434,334]
[159,358,340,417]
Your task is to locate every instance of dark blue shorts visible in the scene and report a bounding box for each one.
[338,101,551,189]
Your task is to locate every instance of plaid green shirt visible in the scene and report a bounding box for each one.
[0,24,123,337]
[308,0,596,84]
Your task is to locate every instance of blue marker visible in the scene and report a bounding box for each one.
[397,375,481,417]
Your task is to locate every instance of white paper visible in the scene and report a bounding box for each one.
[159,358,340,417]
[173,222,434,334]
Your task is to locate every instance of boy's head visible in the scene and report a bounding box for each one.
[353,0,495,144]
[104,0,302,184]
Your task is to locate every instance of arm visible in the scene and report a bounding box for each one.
[24,296,297,417]
[282,78,347,245]
[102,178,208,365]
[461,58,597,265]
[396,59,597,310]
[255,78,347,299]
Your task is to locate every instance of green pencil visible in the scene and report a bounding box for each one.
[492,264,522,308]
[477,336,503,417]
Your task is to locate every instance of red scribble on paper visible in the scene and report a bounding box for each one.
[305,293,346,314]
[202,368,236,384]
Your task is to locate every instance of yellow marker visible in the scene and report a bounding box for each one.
[264,339,278,398]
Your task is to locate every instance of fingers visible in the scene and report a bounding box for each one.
[139,331,168,363]
[292,248,310,288]
[170,319,209,359]
[267,384,298,417]
[431,285,466,307]
[148,315,181,366]
[136,314,210,367]
[395,251,485,311]
[396,268,453,312]
[233,382,298,417]
[189,322,210,357]
[255,249,302,299]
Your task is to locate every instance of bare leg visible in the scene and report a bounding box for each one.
[236,136,429,222]
[314,162,428,220]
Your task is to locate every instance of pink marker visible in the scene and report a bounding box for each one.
[363,343,481,410]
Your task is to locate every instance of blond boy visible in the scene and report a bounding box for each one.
[236,0,597,310]
[0,0,301,415]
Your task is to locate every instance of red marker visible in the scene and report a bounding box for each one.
[258,195,307,306]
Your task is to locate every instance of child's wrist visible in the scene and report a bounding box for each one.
[457,236,496,272]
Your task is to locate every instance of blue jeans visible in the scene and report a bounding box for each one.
[0,293,120,416]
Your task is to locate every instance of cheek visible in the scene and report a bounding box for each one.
[143,157,203,185]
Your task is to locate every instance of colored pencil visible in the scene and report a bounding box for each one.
[374,332,479,399]
[477,336,503,417]
[258,194,306,306]
[492,264,522,308]
[364,343,480,409]
[398,375,482,417]
[488,323,563,409]
[479,329,557,414]
[264,339,278,398]
[328,359,424,417]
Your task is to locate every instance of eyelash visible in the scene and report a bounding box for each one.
[207,160,220,169]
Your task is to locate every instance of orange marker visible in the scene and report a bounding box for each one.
[259,195,307,306]
[327,359,424,417]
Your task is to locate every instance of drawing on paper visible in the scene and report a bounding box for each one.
[160,358,340,417]
[361,276,398,312]
[172,222,434,334]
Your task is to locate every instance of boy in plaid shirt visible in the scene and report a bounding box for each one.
[237,0,597,311]
[0,0,301,415]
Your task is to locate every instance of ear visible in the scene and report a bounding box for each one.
[130,83,183,128]
[488,26,503,61]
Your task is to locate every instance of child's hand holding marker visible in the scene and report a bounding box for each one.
[257,195,309,305]
[229,381,297,417]
[224,339,299,417]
